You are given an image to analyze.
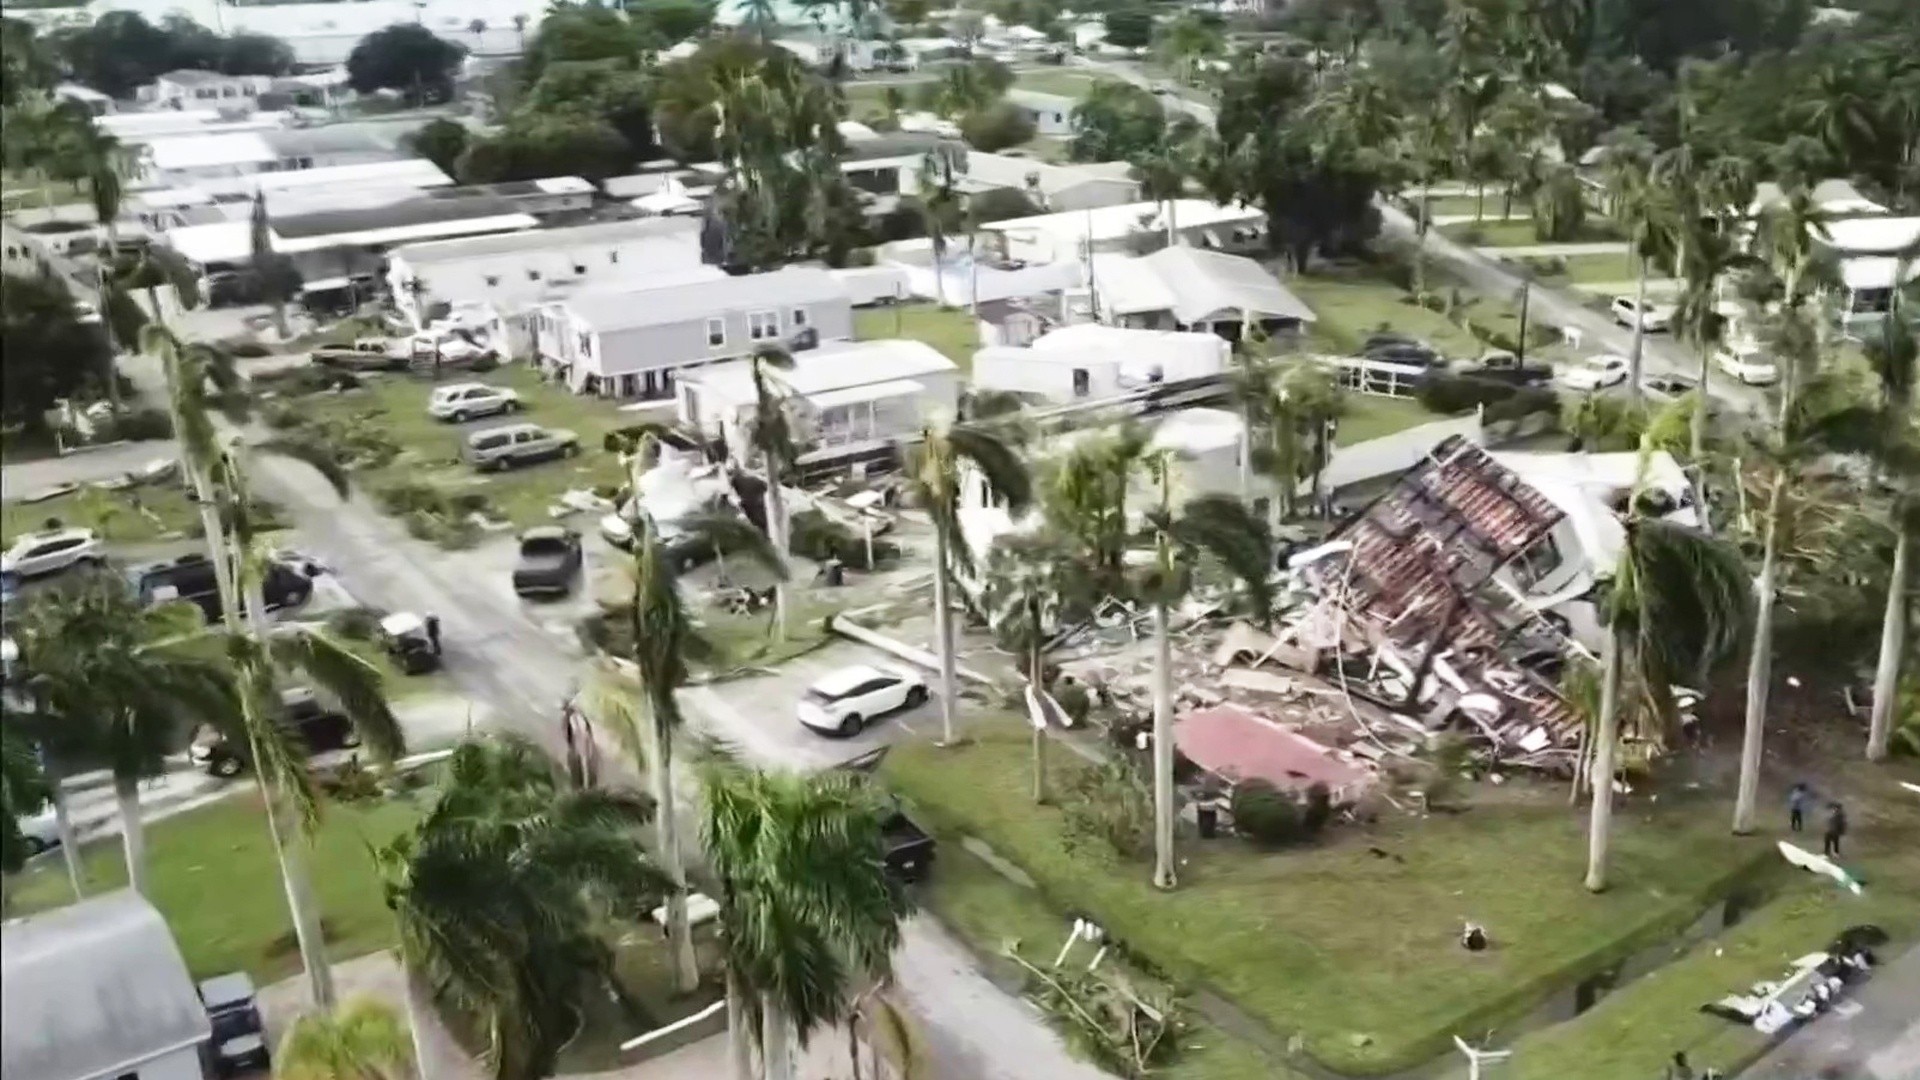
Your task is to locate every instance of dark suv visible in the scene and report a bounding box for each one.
[127,553,313,625]
[198,972,269,1076]
[189,687,359,777]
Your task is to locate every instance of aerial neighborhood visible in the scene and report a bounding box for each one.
[2,0,1918,1079]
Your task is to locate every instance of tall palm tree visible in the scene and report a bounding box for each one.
[378,736,668,1080]
[1244,361,1343,524]
[700,762,910,1080]
[1586,487,1750,891]
[746,345,799,641]
[1130,120,1203,249]
[741,0,780,41]
[10,581,240,897]
[600,427,785,994]
[916,149,962,307]
[1669,217,1752,461]
[1136,481,1272,889]
[251,192,291,340]
[275,996,415,1080]
[76,115,125,412]
[1400,107,1451,295]
[907,420,1032,745]
[1604,147,1674,401]
[983,533,1087,804]
[1863,314,1918,762]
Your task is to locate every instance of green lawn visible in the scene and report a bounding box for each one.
[1287,270,1484,359]
[2,483,201,546]
[698,595,842,676]
[1414,194,1499,220]
[1498,251,1640,288]
[288,364,634,540]
[842,79,934,120]
[1012,70,1104,99]
[1444,218,1626,248]
[855,302,980,373]
[1012,135,1073,163]
[1336,393,1444,445]
[884,722,1772,1076]
[926,829,1303,1080]
[5,789,422,981]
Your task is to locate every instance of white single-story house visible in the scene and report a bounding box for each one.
[677,338,960,457]
[387,216,710,330]
[1081,245,1316,340]
[532,267,855,401]
[138,69,274,112]
[1838,255,1920,321]
[972,322,1229,403]
[1005,89,1079,137]
[1748,179,1889,219]
[2,891,211,1080]
[878,239,1082,306]
[839,133,961,201]
[958,151,1141,212]
[978,199,1268,264]
[53,82,112,115]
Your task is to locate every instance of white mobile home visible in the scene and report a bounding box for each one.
[678,339,961,458]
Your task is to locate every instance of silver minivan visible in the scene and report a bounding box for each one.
[463,423,580,471]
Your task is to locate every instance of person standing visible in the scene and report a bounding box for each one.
[1788,782,1811,832]
[424,612,442,656]
[1823,802,1847,858]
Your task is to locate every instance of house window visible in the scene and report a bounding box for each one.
[608,250,620,264]
[528,269,541,281]
[706,317,726,348]
[748,310,779,341]
[577,331,592,358]
[483,274,499,287]
[791,307,808,328]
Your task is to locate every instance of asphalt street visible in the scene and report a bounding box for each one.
[1742,945,1920,1080]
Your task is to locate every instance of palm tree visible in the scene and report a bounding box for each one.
[917,149,962,307]
[75,115,125,412]
[907,420,1032,746]
[1862,314,1918,762]
[1603,147,1673,401]
[741,0,779,41]
[1400,108,1451,295]
[275,996,415,1080]
[467,18,487,47]
[746,345,799,641]
[700,762,910,1080]
[378,736,668,1080]
[1586,492,1750,891]
[1129,120,1203,249]
[879,85,905,127]
[1669,217,1751,461]
[1155,13,1222,87]
[1244,361,1343,523]
[1,718,54,881]
[251,192,291,340]
[1136,481,1273,889]
[511,13,528,50]
[599,427,785,994]
[983,533,1087,804]
[10,581,240,897]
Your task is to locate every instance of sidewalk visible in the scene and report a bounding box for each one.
[1475,241,1631,258]
[1741,945,1920,1080]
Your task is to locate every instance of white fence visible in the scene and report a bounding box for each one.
[1320,354,1428,400]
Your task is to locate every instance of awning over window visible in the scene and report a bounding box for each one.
[806,378,924,411]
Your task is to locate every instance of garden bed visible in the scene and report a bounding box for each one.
[883,720,1773,1075]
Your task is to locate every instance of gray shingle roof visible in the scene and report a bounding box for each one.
[566,266,850,333]
[2,891,210,1080]
[272,190,520,239]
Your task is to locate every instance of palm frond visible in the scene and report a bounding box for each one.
[680,509,787,580]
[258,435,352,501]
[268,627,406,762]
[947,424,1033,513]
[1621,519,1753,689]
[1171,493,1275,620]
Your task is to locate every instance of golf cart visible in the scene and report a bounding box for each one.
[198,972,269,1076]
[379,612,439,674]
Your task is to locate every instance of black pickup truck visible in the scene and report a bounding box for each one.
[838,747,936,883]
[1452,350,1554,387]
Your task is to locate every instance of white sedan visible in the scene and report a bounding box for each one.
[1714,348,1780,386]
[426,382,521,422]
[797,664,929,737]
[1611,296,1673,332]
[1556,354,1631,392]
[1,527,104,579]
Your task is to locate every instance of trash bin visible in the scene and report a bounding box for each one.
[1196,804,1219,839]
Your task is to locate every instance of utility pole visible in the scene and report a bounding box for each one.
[1515,275,1532,362]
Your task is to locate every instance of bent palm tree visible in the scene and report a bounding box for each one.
[907,421,1032,745]
[1587,483,1750,891]
[11,582,240,897]
[379,736,668,1080]
[746,345,799,641]
[601,426,786,994]
[1137,481,1273,889]
[700,763,911,1080]
[983,533,1088,804]
[275,996,415,1080]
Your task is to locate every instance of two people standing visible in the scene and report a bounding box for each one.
[1787,783,1847,857]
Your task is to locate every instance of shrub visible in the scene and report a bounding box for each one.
[788,507,897,569]
[1231,780,1310,847]
[106,408,173,442]
[1301,781,1332,835]
[1417,373,1517,414]
[261,401,306,430]
[468,354,499,373]
[960,101,1038,152]
[1521,255,1568,277]
[1053,680,1092,725]
[1059,757,1155,862]
[219,338,273,358]
[321,757,382,802]
[1485,385,1559,423]
[1454,226,1486,245]
[252,366,361,398]
[377,480,448,517]
[325,606,385,642]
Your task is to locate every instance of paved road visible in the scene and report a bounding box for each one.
[1741,946,1920,1080]
[1,440,182,501]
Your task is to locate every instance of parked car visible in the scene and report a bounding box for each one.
[127,552,313,625]
[427,382,522,422]
[199,972,270,1077]
[1641,372,1699,399]
[463,424,580,471]
[1556,354,1632,391]
[378,611,439,674]
[1714,347,1780,386]
[511,526,583,597]
[16,801,60,855]
[189,687,359,777]
[797,664,928,737]
[1,527,105,579]
[312,338,406,372]
[1611,296,1673,332]
[836,746,937,882]
[1453,349,1553,386]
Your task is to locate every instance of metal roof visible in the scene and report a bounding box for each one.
[566,266,850,334]
[1139,246,1318,324]
[273,191,522,240]
[2,891,210,1080]
[390,217,701,266]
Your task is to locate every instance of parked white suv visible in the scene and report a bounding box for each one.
[427,383,521,422]
[1555,354,1631,392]
[797,664,928,737]
[1611,296,1673,332]
[1714,347,1780,386]
[1,527,105,579]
